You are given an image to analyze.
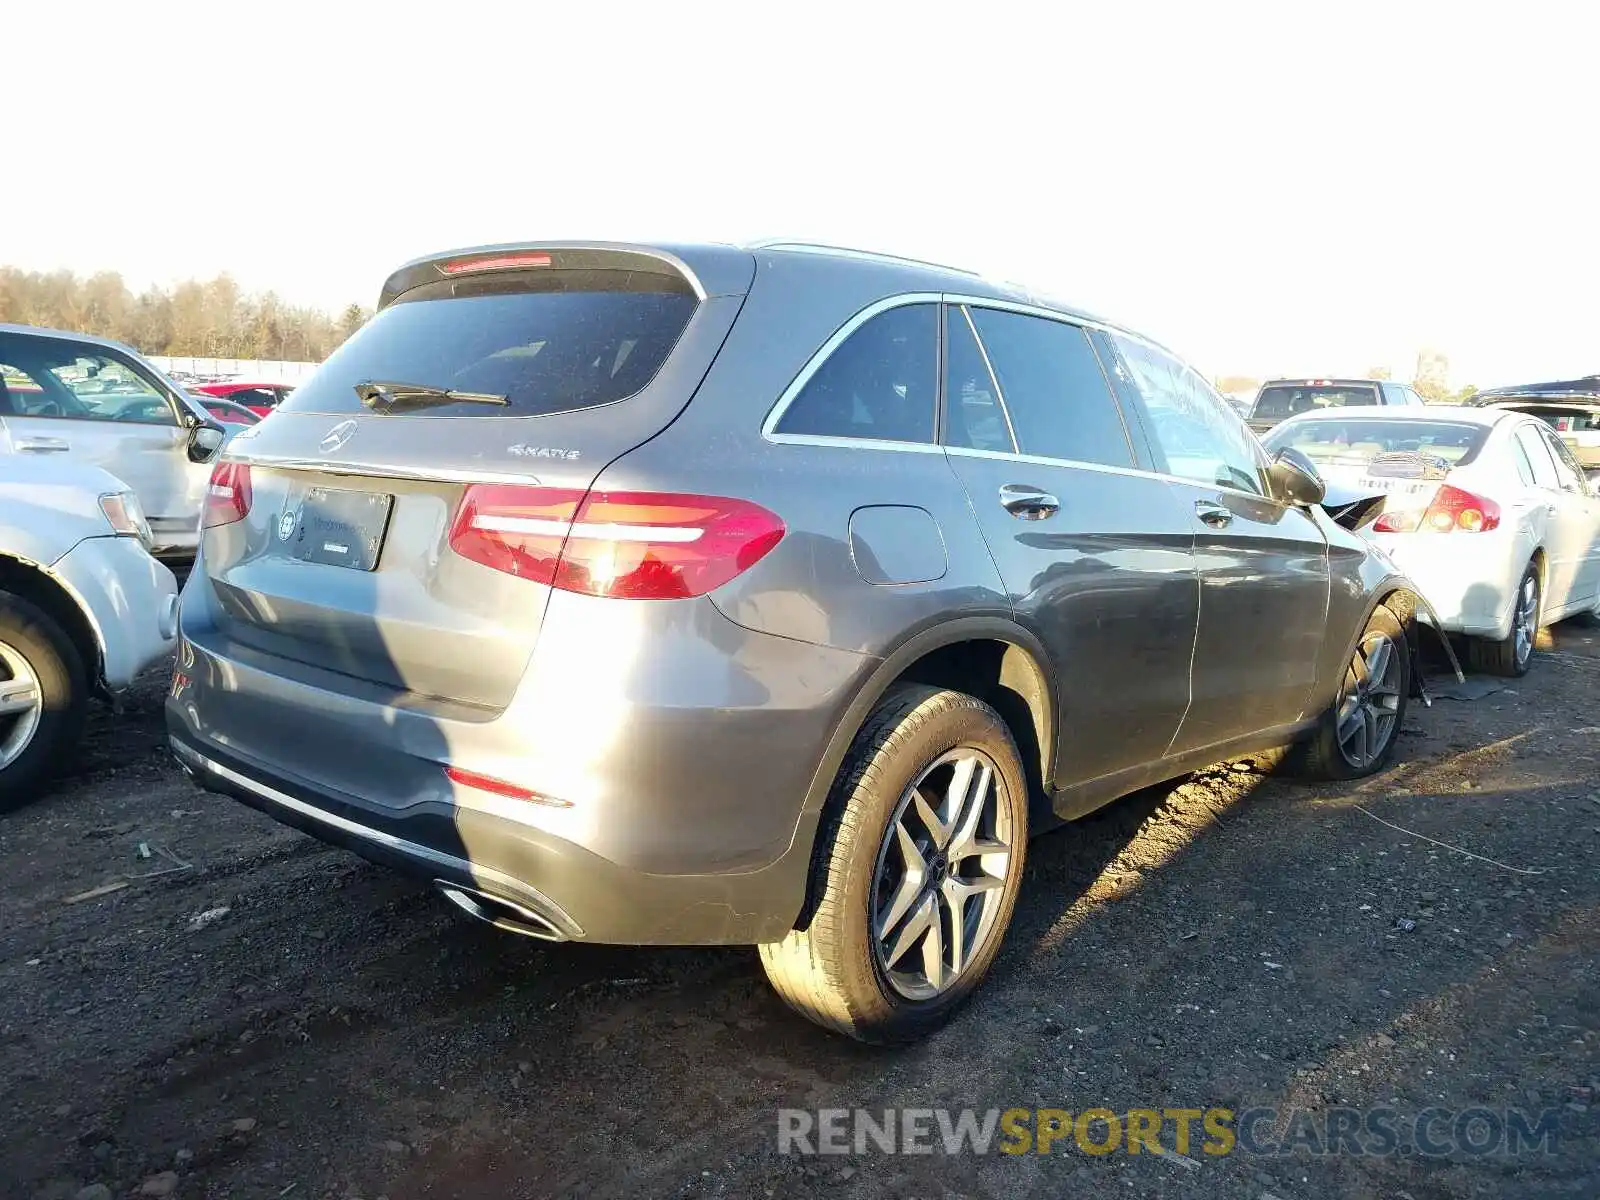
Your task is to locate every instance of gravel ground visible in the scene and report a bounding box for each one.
[2,624,1598,1200]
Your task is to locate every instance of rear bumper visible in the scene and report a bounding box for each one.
[166,709,834,945]
[1370,530,1532,639]
[166,578,877,945]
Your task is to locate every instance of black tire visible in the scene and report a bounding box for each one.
[0,592,89,812]
[1294,605,1411,782]
[758,685,1029,1044]
[1468,564,1540,678]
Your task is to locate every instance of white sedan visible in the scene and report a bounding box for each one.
[1263,405,1600,676]
[0,457,179,806]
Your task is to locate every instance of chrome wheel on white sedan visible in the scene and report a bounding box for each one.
[1469,564,1541,679]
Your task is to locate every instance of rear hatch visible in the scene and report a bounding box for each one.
[197,245,752,710]
[1248,381,1381,435]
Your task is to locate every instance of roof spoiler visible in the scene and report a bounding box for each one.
[376,243,709,311]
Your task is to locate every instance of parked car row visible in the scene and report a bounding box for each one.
[5,242,1595,1045]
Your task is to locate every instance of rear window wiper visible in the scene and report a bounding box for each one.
[354,380,509,412]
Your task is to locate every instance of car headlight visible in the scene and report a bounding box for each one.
[99,491,153,547]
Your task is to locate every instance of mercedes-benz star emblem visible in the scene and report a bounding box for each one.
[319,419,358,454]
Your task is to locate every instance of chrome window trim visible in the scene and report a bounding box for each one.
[941,444,1291,508]
[759,433,945,455]
[761,289,1225,478]
[762,292,944,444]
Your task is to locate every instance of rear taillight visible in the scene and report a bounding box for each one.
[448,485,785,599]
[203,461,252,528]
[1374,484,1500,534]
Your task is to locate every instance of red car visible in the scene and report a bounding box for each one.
[194,396,263,426]
[192,381,296,417]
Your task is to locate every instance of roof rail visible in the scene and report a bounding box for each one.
[745,239,980,277]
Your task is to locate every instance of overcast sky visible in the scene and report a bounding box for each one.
[8,1,1595,388]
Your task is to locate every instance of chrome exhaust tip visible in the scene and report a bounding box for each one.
[436,882,567,942]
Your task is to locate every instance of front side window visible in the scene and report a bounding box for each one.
[774,303,937,443]
[964,308,1133,468]
[0,335,176,425]
[1110,334,1265,495]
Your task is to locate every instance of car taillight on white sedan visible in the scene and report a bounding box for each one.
[448,484,786,599]
[1374,484,1501,534]
[203,461,253,528]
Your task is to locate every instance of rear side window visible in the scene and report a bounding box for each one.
[1252,383,1381,420]
[1538,425,1586,491]
[942,306,1011,453]
[1515,424,1560,488]
[279,268,698,418]
[965,308,1133,468]
[775,303,937,443]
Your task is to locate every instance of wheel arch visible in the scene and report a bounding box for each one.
[788,617,1056,930]
[0,554,103,690]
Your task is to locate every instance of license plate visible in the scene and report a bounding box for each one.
[1356,477,1431,498]
[288,487,393,571]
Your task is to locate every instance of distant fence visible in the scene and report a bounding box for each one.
[148,356,321,385]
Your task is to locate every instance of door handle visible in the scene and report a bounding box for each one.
[16,437,70,453]
[999,484,1060,521]
[1194,500,1233,528]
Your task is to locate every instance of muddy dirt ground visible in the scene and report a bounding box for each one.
[3,625,1598,1200]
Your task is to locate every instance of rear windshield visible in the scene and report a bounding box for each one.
[1265,418,1488,466]
[279,268,697,418]
[1251,384,1380,420]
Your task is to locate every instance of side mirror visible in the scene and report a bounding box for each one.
[188,424,225,464]
[1267,446,1326,507]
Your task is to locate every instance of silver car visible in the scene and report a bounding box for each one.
[0,325,228,556]
[167,241,1426,1042]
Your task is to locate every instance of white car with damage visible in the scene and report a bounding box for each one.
[0,457,179,805]
[1264,405,1600,677]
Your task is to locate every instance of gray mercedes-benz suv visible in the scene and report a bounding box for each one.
[168,241,1424,1042]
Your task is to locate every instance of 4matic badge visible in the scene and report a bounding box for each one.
[508,444,581,460]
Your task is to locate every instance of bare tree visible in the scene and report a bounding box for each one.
[0,267,363,361]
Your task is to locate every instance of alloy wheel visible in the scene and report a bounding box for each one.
[1335,632,1403,770]
[870,749,1014,1001]
[1513,573,1539,668]
[0,641,43,771]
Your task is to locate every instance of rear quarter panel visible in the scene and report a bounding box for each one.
[596,252,1013,658]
